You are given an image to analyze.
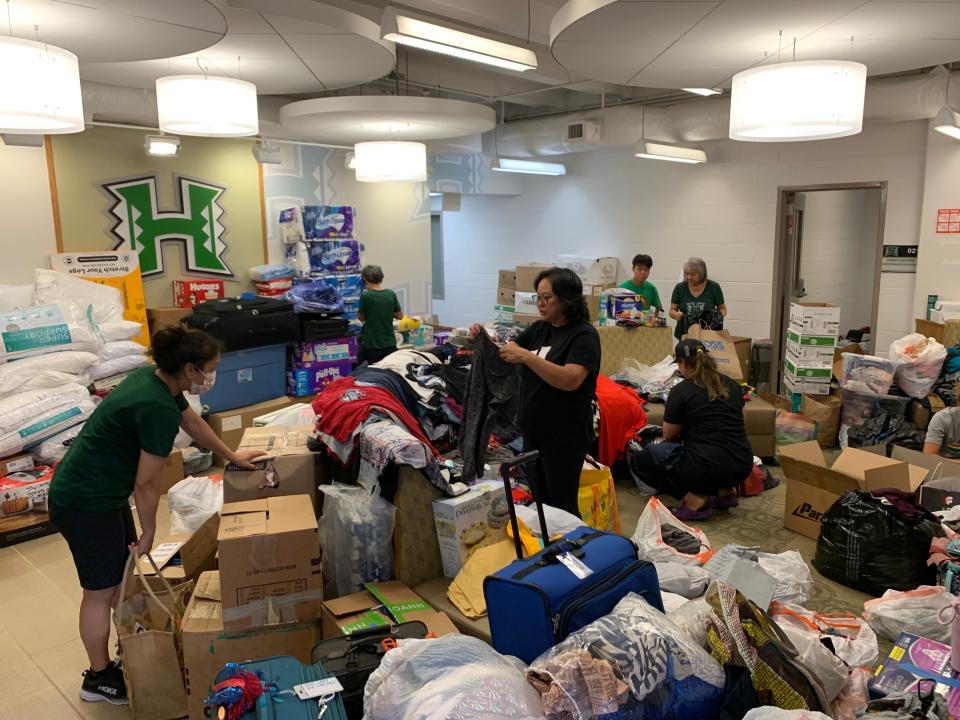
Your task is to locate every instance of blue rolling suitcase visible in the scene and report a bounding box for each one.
[207,656,347,720]
[483,451,663,664]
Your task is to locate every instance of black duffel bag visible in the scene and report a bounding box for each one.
[813,489,942,597]
[186,296,300,351]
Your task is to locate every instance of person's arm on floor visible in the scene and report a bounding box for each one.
[131,450,165,555]
[179,408,262,468]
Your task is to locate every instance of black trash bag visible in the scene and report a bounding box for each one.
[846,412,925,451]
[813,490,943,597]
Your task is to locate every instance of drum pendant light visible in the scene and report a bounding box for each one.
[156,75,259,137]
[354,141,427,182]
[0,36,84,134]
[729,60,867,142]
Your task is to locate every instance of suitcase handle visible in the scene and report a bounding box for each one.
[499,450,550,560]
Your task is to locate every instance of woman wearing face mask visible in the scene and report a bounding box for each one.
[48,325,264,707]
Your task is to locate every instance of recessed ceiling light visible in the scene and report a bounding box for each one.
[682,88,721,97]
[934,106,960,140]
[0,37,84,134]
[354,141,427,182]
[156,75,259,137]
[491,157,566,176]
[729,60,867,142]
[144,134,180,157]
[633,141,706,164]
[381,8,537,73]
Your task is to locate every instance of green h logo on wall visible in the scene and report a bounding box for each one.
[100,175,232,277]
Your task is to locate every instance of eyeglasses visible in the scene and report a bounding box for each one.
[533,293,553,305]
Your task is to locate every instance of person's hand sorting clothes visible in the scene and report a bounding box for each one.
[499,341,530,365]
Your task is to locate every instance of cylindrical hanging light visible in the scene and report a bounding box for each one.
[729,60,867,142]
[0,37,84,134]
[354,141,427,182]
[156,75,259,137]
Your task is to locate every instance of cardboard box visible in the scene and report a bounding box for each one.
[173,279,225,308]
[789,302,841,336]
[286,359,353,398]
[157,450,185,495]
[50,252,149,346]
[515,264,552,292]
[0,453,34,475]
[205,396,295,467]
[147,306,193,333]
[557,254,619,285]
[217,495,322,630]
[732,336,752,381]
[784,357,832,383]
[0,466,52,517]
[584,293,601,321]
[513,313,541,326]
[498,269,516,290]
[496,287,514,306]
[906,395,947,431]
[870,632,960,719]
[182,571,321,720]
[132,512,219,593]
[779,441,931,539]
[432,480,503,578]
[886,445,960,511]
[320,581,459,638]
[583,283,616,297]
[223,427,321,515]
[289,338,357,365]
[492,304,514,322]
[514,291,538,314]
[784,376,832,396]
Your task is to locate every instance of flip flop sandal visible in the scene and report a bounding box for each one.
[671,504,714,521]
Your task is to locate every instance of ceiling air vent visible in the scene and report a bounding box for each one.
[565,119,601,144]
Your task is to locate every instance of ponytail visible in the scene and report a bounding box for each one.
[676,339,729,401]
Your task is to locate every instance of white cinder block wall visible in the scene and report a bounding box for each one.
[435,120,927,355]
[0,142,58,285]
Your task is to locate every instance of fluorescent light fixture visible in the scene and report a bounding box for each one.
[156,75,259,137]
[682,88,721,97]
[381,8,536,72]
[634,140,706,164]
[345,151,356,169]
[491,157,566,176]
[934,106,960,140]
[144,134,180,157]
[429,192,442,197]
[730,60,867,142]
[0,37,84,134]
[354,141,427,182]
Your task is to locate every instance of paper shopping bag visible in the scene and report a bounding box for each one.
[683,326,744,380]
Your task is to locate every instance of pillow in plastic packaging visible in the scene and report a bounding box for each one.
[363,636,545,720]
[30,422,86,465]
[34,268,124,325]
[0,384,95,456]
[99,340,146,361]
[527,592,724,720]
[0,302,101,362]
[99,320,142,342]
[0,351,98,398]
[88,354,148,381]
[0,284,36,312]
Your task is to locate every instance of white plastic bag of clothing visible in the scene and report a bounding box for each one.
[743,709,833,720]
[661,591,689,613]
[168,475,223,535]
[172,394,202,449]
[363,635,544,720]
[526,592,724,720]
[34,268,124,326]
[862,585,952,643]
[516,503,585,538]
[633,496,712,565]
[667,596,715,650]
[769,604,878,671]
[704,545,813,605]
[891,333,948,399]
[318,482,396,596]
[654,561,710,598]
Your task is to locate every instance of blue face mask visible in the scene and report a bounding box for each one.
[190,367,216,395]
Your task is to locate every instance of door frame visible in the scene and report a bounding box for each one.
[769,181,888,391]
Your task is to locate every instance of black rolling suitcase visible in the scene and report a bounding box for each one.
[299,313,349,341]
[187,297,300,351]
[310,622,428,719]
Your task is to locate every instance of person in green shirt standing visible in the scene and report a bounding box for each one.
[669,256,728,340]
[618,253,663,311]
[48,326,263,706]
[357,264,403,365]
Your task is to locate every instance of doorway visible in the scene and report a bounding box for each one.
[769,182,887,391]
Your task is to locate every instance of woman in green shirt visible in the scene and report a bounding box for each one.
[357,264,403,365]
[48,326,262,706]
[618,253,663,311]
[669,257,728,340]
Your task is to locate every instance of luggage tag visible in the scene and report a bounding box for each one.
[558,552,593,580]
[292,677,344,700]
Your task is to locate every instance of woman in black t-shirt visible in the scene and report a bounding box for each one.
[628,339,753,521]
[475,267,601,516]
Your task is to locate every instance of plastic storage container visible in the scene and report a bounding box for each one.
[840,389,911,426]
[200,344,286,413]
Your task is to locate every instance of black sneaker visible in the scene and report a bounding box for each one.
[80,661,128,705]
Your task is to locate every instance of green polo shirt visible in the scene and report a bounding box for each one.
[618,280,663,311]
[359,289,401,350]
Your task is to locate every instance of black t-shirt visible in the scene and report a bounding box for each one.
[664,375,753,478]
[515,319,601,444]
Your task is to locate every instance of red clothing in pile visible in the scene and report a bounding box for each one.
[595,374,647,467]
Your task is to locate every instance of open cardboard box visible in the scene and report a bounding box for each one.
[779,441,931,539]
[321,581,459,639]
[129,512,219,594]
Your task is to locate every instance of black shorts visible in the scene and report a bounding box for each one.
[49,501,135,591]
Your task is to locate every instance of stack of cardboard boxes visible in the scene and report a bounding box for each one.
[495,261,616,326]
[784,303,840,396]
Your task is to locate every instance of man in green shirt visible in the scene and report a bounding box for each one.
[618,253,663,311]
[357,264,403,365]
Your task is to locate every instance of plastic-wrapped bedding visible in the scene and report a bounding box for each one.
[30,422,86,465]
[0,351,98,398]
[99,340,146,361]
[0,384,95,456]
[363,635,544,720]
[87,354,148,381]
[0,302,101,362]
[526,592,725,720]
[34,268,124,326]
